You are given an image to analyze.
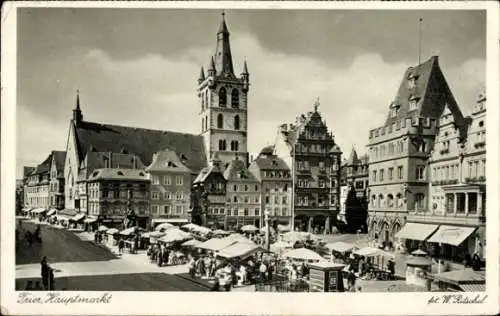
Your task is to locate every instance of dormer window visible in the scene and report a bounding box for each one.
[390,103,400,118]
[409,95,420,111]
[407,74,419,89]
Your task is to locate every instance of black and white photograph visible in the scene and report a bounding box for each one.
[2,1,499,315]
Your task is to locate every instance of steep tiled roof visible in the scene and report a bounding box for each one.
[74,121,207,174]
[252,154,289,172]
[52,151,67,173]
[146,149,192,173]
[23,166,35,178]
[223,158,258,182]
[87,168,149,181]
[385,56,466,134]
[259,145,275,156]
[30,153,53,175]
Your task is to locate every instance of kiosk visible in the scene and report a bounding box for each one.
[405,257,432,289]
[308,261,345,292]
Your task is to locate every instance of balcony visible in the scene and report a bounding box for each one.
[432,179,459,186]
[465,176,486,184]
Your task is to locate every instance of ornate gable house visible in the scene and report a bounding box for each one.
[49,150,67,210]
[63,91,207,226]
[367,56,468,248]
[274,100,342,233]
[190,153,227,227]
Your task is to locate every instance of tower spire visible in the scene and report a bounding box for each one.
[73,89,83,126]
[198,66,205,84]
[418,18,423,65]
[214,11,234,76]
[314,97,320,112]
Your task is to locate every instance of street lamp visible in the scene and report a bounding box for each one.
[264,209,270,252]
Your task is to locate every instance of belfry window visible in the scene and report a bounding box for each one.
[219,140,227,151]
[231,89,239,108]
[217,114,223,129]
[219,87,227,107]
[234,115,240,130]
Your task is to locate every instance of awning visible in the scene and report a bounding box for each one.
[427,225,477,246]
[46,209,57,216]
[84,216,98,223]
[326,241,358,253]
[151,218,189,224]
[58,209,78,217]
[197,238,237,251]
[56,215,71,221]
[394,223,439,241]
[31,208,47,214]
[353,247,395,259]
[70,213,86,222]
[217,242,265,259]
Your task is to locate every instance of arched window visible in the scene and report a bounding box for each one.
[205,92,209,109]
[231,89,239,108]
[371,195,376,207]
[201,95,204,111]
[219,87,227,107]
[217,114,223,129]
[205,116,208,130]
[202,118,204,132]
[230,141,239,152]
[234,115,240,130]
[387,194,394,208]
[378,194,384,208]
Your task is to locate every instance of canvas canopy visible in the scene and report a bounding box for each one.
[217,242,265,259]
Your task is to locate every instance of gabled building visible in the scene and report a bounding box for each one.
[367,55,468,247]
[401,92,486,262]
[63,91,207,217]
[49,151,66,210]
[146,149,193,228]
[248,145,292,230]
[342,148,369,198]
[223,155,261,230]
[274,100,342,233]
[25,151,65,213]
[191,153,227,227]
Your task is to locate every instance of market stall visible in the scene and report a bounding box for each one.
[155,222,175,231]
[283,248,325,262]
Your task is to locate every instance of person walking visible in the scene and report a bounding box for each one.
[41,256,50,290]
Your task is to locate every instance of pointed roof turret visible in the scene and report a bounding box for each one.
[73,89,83,125]
[346,147,359,166]
[214,12,234,76]
[242,60,249,75]
[218,11,229,34]
[198,66,206,83]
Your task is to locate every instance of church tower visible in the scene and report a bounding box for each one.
[198,12,250,167]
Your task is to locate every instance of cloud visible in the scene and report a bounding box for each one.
[16,33,485,177]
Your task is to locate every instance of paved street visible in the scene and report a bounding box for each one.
[16,221,117,265]
[16,273,212,291]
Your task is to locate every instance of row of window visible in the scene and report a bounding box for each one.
[229,195,260,204]
[151,204,186,215]
[151,191,185,201]
[371,140,408,159]
[297,180,329,188]
[90,190,148,199]
[295,143,331,154]
[467,159,486,179]
[264,195,288,205]
[218,140,240,151]
[227,184,259,192]
[26,185,50,194]
[263,185,290,193]
[151,175,184,186]
[296,196,329,206]
[26,197,50,206]
[432,164,459,181]
[372,165,419,182]
[263,170,291,179]
[296,160,334,170]
[370,192,425,210]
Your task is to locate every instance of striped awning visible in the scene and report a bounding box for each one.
[394,223,439,241]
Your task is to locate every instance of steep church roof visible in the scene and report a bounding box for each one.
[73,121,207,174]
[52,151,67,173]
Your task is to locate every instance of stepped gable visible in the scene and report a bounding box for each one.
[385,56,465,131]
[74,120,207,173]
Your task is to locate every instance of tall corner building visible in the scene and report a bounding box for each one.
[366,56,468,245]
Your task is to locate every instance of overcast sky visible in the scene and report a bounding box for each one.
[16,8,486,178]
